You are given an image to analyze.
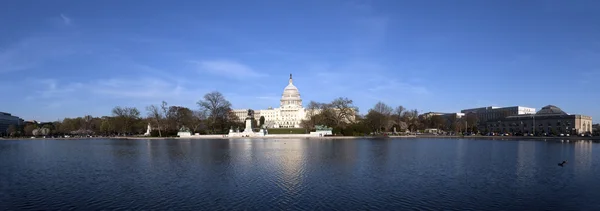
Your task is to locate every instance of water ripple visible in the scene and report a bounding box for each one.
[2,138,600,210]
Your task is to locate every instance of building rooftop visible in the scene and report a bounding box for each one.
[281,74,301,100]
[536,105,568,115]
[461,105,534,113]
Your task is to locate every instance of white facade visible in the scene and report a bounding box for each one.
[233,74,312,128]
[461,106,536,125]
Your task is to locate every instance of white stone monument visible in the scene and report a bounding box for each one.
[177,126,193,137]
[228,109,265,137]
[143,123,151,136]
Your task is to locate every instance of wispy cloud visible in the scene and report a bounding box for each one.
[32,78,83,99]
[89,77,199,103]
[24,76,205,111]
[298,61,431,107]
[191,59,267,79]
[0,36,76,74]
[0,40,38,73]
[367,79,430,95]
[23,78,85,109]
[0,50,35,73]
[60,14,71,25]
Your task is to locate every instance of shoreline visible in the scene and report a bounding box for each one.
[1,135,416,141]
[113,135,418,140]
[1,135,597,141]
[416,135,599,141]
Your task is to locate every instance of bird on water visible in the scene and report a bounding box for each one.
[558,160,568,166]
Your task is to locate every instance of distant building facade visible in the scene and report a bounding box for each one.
[420,112,445,119]
[420,112,465,119]
[0,112,24,136]
[485,105,593,135]
[419,112,465,129]
[232,74,307,128]
[232,74,355,128]
[461,106,536,127]
[440,113,465,120]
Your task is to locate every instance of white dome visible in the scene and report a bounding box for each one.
[280,74,302,108]
[282,83,300,99]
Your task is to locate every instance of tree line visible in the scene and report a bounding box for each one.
[3,91,244,137]
[299,98,478,136]
[3,91,481,138]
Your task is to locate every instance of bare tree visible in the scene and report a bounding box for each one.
[100,118,114,136]
[24,124,37,136]
[6,125,17,137]
[395,105,406,122]
[373,101,393,116]
[402,109,420,132]
[365,109,386,133]
[84,115,93,131]
[160,101,169,131]
[168,106,194,129]
[465,113,479,133]
[305,101,321,118]
[146,104,163,137]
[190,110,207,133]
[330,97,358,127]
[197,91,233,133]
[112,106,141,135]
[302,101,323,130]
[367,101,393,132]
[430,115,446,130]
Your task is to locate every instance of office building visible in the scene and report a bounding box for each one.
[485,105,593,135]
[0,112,24,136]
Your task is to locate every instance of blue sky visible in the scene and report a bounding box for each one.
[1,0,599,122]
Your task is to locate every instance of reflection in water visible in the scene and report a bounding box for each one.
[375,140,391,170]
[515,141,536,187]
[108,139,144,171]
[145,139,158,167]
[165,139,188,160]
[2,138,600,210]
[331,140,358,166]
[232,139,253,168]
[205,139,232,164]
[574,141,593,178]
[454,139,466,176]
[274,140,306,201]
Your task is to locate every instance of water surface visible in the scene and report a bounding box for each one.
[1,138,599,210]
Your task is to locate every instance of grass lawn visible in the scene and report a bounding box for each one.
[267,128,307,134]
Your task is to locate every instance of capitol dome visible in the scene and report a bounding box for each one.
[536,105,568,115]
[280,74,302,108]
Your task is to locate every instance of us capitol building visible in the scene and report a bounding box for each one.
[232,74,311,128]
